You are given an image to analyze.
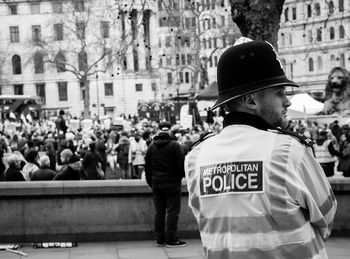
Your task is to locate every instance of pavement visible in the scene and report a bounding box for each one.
[0,238,349,259]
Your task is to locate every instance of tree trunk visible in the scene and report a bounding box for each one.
[229,0,285,48]
[83,79,90,118]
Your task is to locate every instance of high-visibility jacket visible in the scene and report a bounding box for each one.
[314,140,336,163]
[185,124,337,259]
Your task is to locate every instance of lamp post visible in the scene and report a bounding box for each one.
[175,80,181,121]
[96,73,100,118]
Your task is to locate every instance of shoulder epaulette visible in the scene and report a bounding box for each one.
[274,127,315,147]
[184,132,216,156]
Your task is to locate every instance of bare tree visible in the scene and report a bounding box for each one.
[157,0,240,95]
[33,0,149,118]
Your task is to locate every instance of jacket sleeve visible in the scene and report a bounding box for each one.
[294,146,337,240]
[174,142,185,178]
[144,146,152,187]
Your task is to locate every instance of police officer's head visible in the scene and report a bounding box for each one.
[212,37,299,128]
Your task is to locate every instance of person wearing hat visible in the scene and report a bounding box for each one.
[145,122,186,247]
[185,38,336,259]
[53,148,83,180]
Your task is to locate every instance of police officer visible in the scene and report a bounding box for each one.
[185,38,337,259]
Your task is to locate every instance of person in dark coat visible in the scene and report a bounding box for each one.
[82,142,103,180]
[115,133,131,179]
[145,122,186,247]
[3,154,25,181]
[31,155,56,181]
[53,149,83,180]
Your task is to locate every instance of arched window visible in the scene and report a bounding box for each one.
[208,38,212,49]
[315,3,321,16]
[330,27,335,40]
[330,55,335,62]
[340,53,345,67]
[329,1,335,14]
[339,25,345,38]
[317,56,323,71]
[339,0,344,12]
[284,7,289,22]
[78,50,87,71]
[34,52,44,74]
[308,57,314,72]
[55,51,66,72]
[316,28,322,41]
[12,55,22,74]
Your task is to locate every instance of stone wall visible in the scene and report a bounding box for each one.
[0,178,349,243]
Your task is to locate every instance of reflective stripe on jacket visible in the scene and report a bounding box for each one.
[185,125,337,259]
[314,140,336,163]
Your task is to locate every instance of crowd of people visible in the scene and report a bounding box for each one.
[0,105,349,182]
[0,109,223,182]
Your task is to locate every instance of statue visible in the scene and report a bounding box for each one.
[323,67,350,115]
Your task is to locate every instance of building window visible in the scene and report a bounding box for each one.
[74,0,86,12]
[12,55,22,75]
[209,56,213,67]
[31,2,40,14]
[78,51,88,71]
[55,52,66,72]
[10,26,19,43]
[308,58,314,72]
[317,56,323,71]
[329,1,335,14]
[179,72,184,83]
[133,48,139,72]
[176,54,180,66]
[187,54,192,65]
[185,72,190,83]
[340,53,345,67]
[167,73,172,84]
[58,82,68,101]
[208,38,212,49]
[307,5,312,17]
[76,22,85,39]
[52,1,63,13]
[203,38,207,49]
[32,25,41,42]
[339,0,344,12]
[104,83,113,96]
[135,83,143,92]
[292,7,297,20]
[14,84,23,95]
[221,15,225,26]
[54,24,63,41]
[181,54,186,65]
[166,57,172,66]
[165,36,171,47]
[330,27,335,40]
[315,3,321,16]
[212,17,216,28]
[36,83,46,99]
[101,21,110,38]
[34,52,44,74]
[213,37,217,48]
[284,7,289,22]
[316,28,322,41]
[9,4,17,15]
[339,25,345,38]
[222,36,226,47]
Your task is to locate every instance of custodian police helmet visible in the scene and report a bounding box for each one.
[211,37,299,110]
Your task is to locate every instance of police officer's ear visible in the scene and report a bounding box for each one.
[242,94,256,108]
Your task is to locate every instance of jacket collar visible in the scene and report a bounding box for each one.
[223,112,272,131]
